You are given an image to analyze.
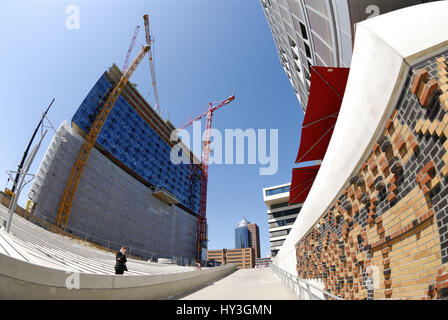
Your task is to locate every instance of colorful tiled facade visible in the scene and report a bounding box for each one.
[295,53,448,300]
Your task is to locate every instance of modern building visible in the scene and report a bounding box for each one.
[29,64,203,264]
[260,0,437,111]
[226,248,255,269]
[207,249,226,265]
[235,218,250,249]
[207,248,255,269]
[270,2,448,300]
[262,183,302,258]
[247,223,261,258]
[234,218,261,258]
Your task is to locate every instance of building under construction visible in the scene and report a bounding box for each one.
[28,64,203,264]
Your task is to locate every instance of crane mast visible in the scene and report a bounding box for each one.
[180,95,235,262]
[143,14,162,116]
[55,44,150,229]
[55,12,233,265]
[122,25,140,72]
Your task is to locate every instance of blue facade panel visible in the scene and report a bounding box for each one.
[72,74,201,213]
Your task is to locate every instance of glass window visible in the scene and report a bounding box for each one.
[299,22,308,40]
[304,42,311,58]
[270,201,290,210]
[268,207,301,220]
[265,185,290,196]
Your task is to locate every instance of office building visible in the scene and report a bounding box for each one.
[235,219,261,258]
[235,218,250,249]
[207,249,226,266]
[247,223,261,258]
[260,0,436,110]
[262,183,302,258]
[207,248,255,269]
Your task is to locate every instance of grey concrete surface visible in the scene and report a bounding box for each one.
[0,251,237,299]
[0,203,195,274]
[181,267,299,300]
[0,202,240,299]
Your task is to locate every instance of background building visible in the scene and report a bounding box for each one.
[260,0,436,111]
[235,218,250,249]
[207,249,226,266]
[208,219,260,269]
[28,65,202,263]
[234,218,261,258]
[262,183,302,258]
[247,223,261,258]
[207,248,255,269]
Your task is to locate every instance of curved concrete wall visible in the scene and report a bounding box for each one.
[0,253,236,299]
[274,2,448,299]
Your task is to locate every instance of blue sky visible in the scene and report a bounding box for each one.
[0,0,304,257]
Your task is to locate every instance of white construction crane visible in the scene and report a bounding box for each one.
[143,14,162,116]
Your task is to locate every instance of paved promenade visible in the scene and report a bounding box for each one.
[181,267,299,300]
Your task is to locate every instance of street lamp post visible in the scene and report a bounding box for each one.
[5,130,48,233]
[11,98,54,194]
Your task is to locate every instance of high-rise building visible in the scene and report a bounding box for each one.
[29,64,202,263]
[247,223,261,258]
[262,183,302,258]
[235,218,250,249]
[260,0,436,111]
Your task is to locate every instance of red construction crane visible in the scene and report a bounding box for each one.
[179,95,235,263]
[122,25,141,72]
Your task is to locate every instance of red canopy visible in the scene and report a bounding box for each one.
[289,164,321,205]
[295,67,350,163]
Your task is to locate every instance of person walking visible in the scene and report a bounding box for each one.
[115,246,128,275]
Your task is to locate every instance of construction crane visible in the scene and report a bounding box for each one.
[143,14,162,116]
[55,17,153,229]
[122,25,140,72]
[179,95,235,263]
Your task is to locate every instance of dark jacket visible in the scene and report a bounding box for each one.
[115,251,128,272]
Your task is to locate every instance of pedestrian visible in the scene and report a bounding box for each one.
[115,245,128,275]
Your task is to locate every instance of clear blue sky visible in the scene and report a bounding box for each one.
[0,0,304,257]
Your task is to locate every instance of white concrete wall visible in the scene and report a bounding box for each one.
[0,252,236,299]
[274,1,448,276]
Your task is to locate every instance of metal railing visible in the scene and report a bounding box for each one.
[271,263,343,300]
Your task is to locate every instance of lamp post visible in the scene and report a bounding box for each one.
[5,130,47,233]
[11,98,54,194]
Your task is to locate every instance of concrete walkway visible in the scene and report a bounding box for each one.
[181,267,299,300]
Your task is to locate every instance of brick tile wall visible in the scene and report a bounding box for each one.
[296,52,448,300]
